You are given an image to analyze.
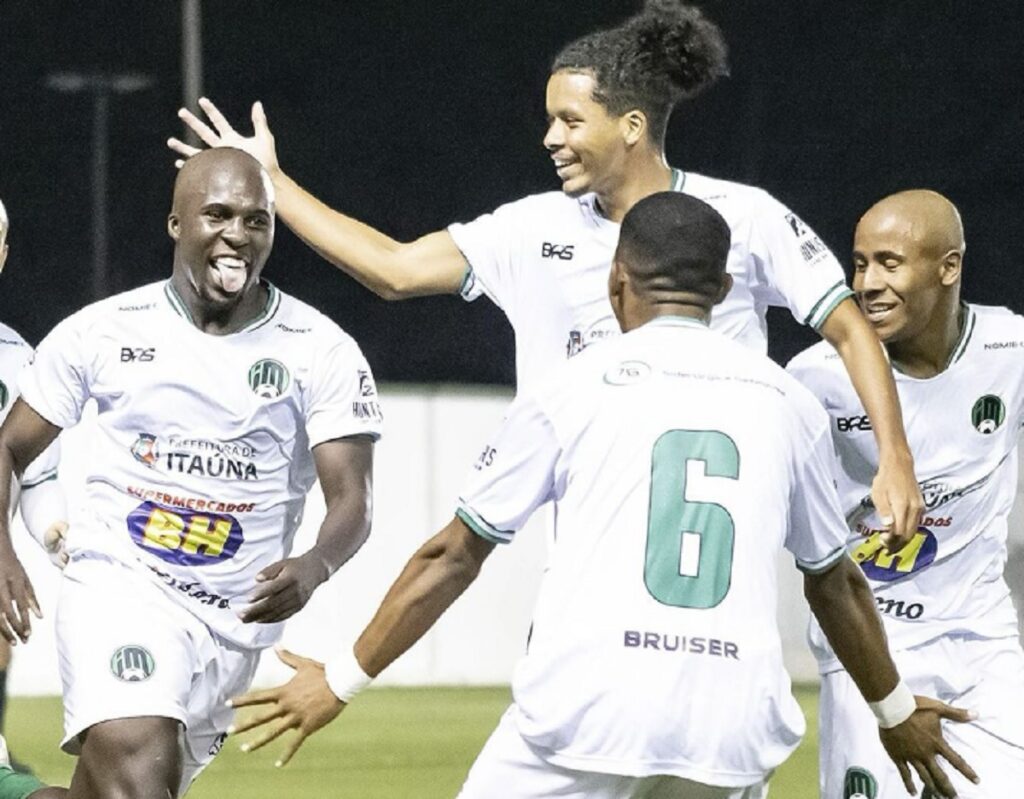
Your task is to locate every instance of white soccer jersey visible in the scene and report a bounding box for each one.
[457,317,849,787]
[0,321,60,499]
[19,280,383,649]
[449,170,852,393]
[788,304,1024,672]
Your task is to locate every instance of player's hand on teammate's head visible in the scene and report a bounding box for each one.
[227,647,344,767]
[167,97,279,174]
[871,456,924,552]
[0,546,41,644]
[42,520,69,570]
[879,695,978,798]
[238,551,331,625]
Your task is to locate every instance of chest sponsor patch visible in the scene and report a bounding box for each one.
[127,500,244,566]
[852,527,937,582]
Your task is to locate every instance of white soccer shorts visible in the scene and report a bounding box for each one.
[819,632,1024,798]
[458,705,768,799]
[55,554,259,793]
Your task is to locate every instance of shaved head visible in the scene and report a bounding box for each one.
[173,148,274,213]
[857,189,964,261]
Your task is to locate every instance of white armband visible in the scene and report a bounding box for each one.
[869,680,916,729]
[324,648,374,704]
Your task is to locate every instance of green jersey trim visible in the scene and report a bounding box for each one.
[645,316,708,329]
[163,280,281,333]
[21,469,59,490]
[947,304,976,367]
[455,506,512,545]
[805,281,854,330]
[670,168,686,192]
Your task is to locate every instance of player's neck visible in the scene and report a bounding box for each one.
[624,305,710,332]
[169,274,270,335]
[886,302,965,379]
[594,157,673,224]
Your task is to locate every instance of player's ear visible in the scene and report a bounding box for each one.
[713,273,734,306]
[939,249,962,287]
[167,213,181,241]
[620,110,646,147]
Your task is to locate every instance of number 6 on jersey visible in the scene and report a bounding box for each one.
[645,429,739,609]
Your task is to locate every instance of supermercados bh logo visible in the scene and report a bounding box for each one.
[130,433,258,480]
[127,499,244,566]
[972,394,1005,434]
[844,767,877,799]
[110,645,155,682]
[248,358,290,398]
[851,525,937,582]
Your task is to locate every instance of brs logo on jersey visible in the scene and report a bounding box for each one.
[852,527,938,582]
[127,500,244,566]
[541,242,574,260]
[121,347,155,362]
[836,414,872,432]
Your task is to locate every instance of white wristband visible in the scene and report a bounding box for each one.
[869,680,916,729]
[324,648,374,704]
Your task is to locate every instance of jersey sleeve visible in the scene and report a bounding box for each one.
[749,193,853,330]
[785,408,850,573]
[304,336,383,448]
[456,394,560,545]
[447,199,525,310]
[21,437,60,490]
[18,314,92,429]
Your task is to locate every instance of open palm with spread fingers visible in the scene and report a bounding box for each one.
[228,647,344,767]
[168,97,279,173]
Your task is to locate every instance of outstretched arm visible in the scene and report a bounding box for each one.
[819,299,922,548]
[168,99,469,300]
[806,557,978,797]
[229,516,494,765]
[0,400,61,642]
[242,436,375,625]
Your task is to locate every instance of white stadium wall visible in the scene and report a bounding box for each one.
[8,386,1024,695]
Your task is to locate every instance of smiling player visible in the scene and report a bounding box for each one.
[788,189,1024,797]
[170,0,923,544]
[0,148,381,798]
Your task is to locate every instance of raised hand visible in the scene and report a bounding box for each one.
[167,98,280,173]
[228,648,344,767]
[0,543,41,643]
[238,550,331,624]
[879,695,979,798]
[871,454,924,551]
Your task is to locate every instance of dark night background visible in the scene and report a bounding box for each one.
[2,1,1022,385]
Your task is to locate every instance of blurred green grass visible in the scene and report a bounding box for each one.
[7,684,819,797]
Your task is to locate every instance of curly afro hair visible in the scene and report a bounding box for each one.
[552,1,729,144]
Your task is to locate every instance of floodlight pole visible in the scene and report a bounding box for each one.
[182,0,204,146]
[45,72,153,301]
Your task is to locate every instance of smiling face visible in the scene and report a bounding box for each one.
[543,70,633,198]
[167,149,274,315]
[851,193,962,344]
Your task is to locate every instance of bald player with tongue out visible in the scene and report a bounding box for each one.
[0,147,382,799]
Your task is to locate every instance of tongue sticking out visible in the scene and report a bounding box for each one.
[218,265,247,294]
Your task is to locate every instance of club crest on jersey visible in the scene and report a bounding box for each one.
[852,527,937,582]
[971,394,1005,434]
[127,500,244,566]
[843,767,878,799]
[110,645,155,682]
[130,433,160,467]
[248,359,290,398]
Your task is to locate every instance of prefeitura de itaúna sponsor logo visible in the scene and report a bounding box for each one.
[130,433,258,481]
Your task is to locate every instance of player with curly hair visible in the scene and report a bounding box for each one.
[171,1,923,546]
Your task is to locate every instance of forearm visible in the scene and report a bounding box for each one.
[805,558,900,702]
[18,478,67,546]
[821,302,912,463]
[354,519,492,676]
[308,492,372,578]
[271,169,462,299]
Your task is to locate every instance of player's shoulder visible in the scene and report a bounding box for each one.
[681,171,785,214]
[489,190,582,222]
[271,287,364,353]
[967,303,1024,352]
[786,339,845,377]
[0,321,30,351]
[46,281,166,340]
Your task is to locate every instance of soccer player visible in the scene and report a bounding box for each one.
[0,199,69,774]
[229,193,976,798]
[0,148,381,799]
[168,0,923,544]
[787,189,1023,797]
